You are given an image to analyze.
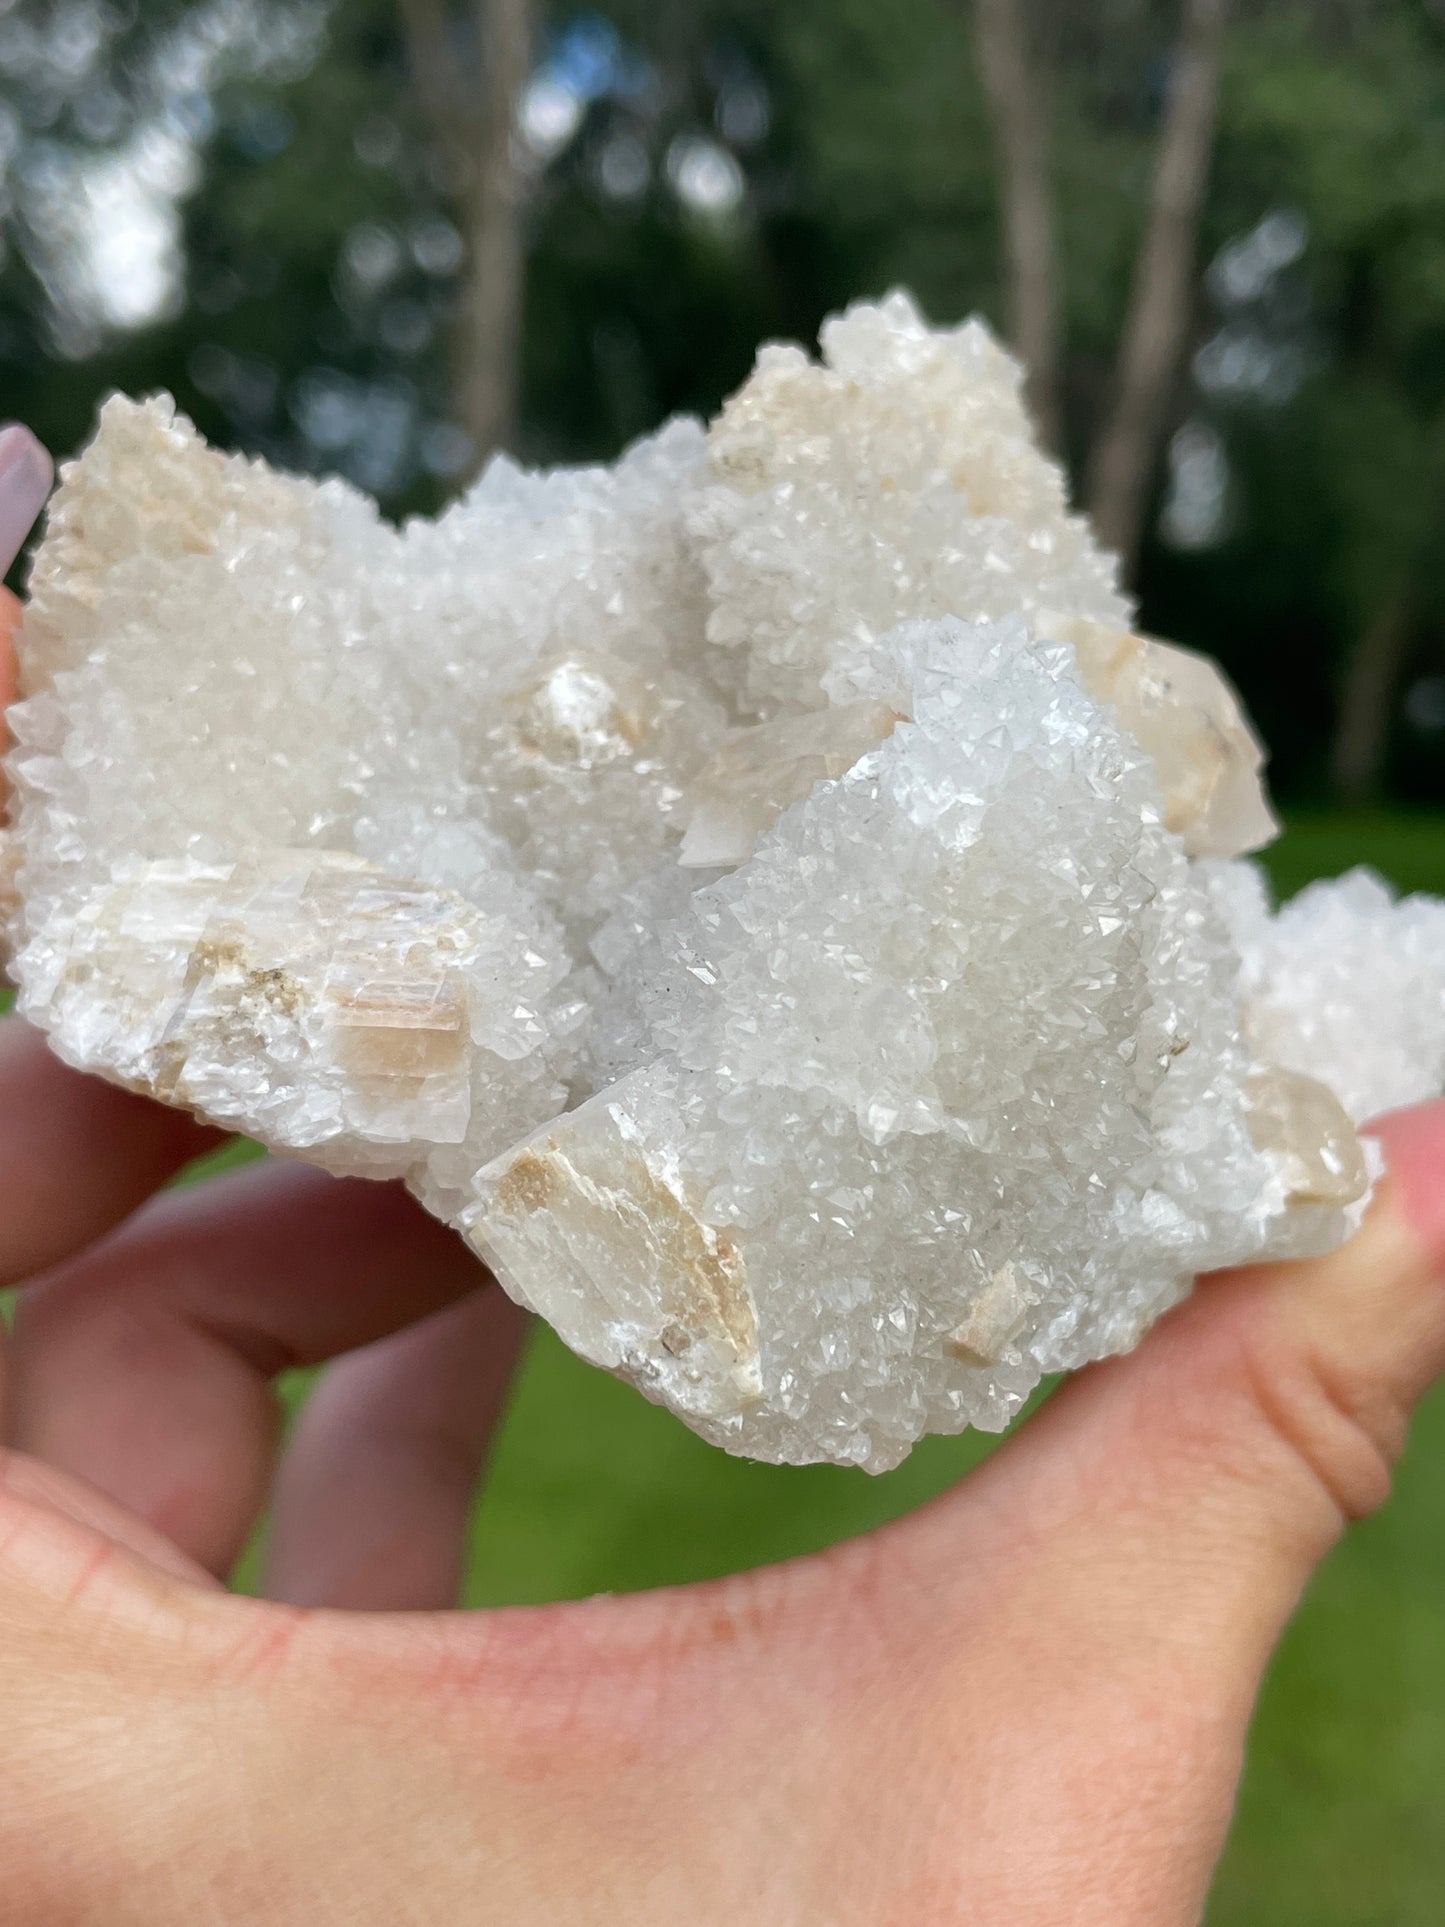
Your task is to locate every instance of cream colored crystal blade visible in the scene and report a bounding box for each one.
[466,1072,763,1421]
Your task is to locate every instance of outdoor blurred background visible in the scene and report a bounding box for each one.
[1,0,1443,1919]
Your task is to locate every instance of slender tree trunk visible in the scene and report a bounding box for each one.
[398,0,454,117]
[1087,0,1230,579]
[972,0,1063,451]
[454,0,532,463]
[398,0,534,470]
[1331,590,1412,802]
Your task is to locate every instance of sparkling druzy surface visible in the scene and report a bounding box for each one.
[5,293,1443,1470]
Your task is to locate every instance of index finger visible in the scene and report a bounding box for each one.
[2,422,54,752]
[0,425,52,581]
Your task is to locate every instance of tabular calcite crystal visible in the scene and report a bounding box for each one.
[5,291,1443,1471]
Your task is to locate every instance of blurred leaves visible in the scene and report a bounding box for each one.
[1,0,1444,794]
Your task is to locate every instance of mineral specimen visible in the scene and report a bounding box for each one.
[5,292,1443,1471]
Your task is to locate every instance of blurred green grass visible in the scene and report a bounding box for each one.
[1255,810,1445,902]
[9,810,1445,1919]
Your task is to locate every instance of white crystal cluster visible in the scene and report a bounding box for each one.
[5,293,1443,1470]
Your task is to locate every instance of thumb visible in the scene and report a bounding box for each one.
[926,1100,1445,1690]
[866,1104,1445,1926]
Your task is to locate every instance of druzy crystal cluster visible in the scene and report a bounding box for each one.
[5,294,1444,1471]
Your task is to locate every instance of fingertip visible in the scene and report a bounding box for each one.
[0,424,52,579]
[1364,1099,1445,1270]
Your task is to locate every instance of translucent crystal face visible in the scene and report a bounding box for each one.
[6,293,1442,1471]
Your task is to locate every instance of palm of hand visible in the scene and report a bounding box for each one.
[3,519,1444,1924]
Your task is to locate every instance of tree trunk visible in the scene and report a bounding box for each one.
[972,0,1063,452]
[398,0,454,122]
[1086,0,1229,580]
[1331,590,1412,802]
[453,0,532,465]
[399,0,534,471]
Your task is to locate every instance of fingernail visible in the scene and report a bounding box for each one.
[1366,1101,1445,1267]
[0,424,54,577]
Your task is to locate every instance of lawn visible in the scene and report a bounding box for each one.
[10,810,1445,1920]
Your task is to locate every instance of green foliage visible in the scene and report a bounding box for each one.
[1181,5,1445,790]
[767,0,1001,323]
[3,0,1445,775]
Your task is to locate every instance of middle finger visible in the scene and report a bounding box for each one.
[0,1019,224,1286]
[4,1160,489,1578]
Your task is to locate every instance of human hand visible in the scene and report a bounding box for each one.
[0,425,52,718]
[2,435,1444,1925]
